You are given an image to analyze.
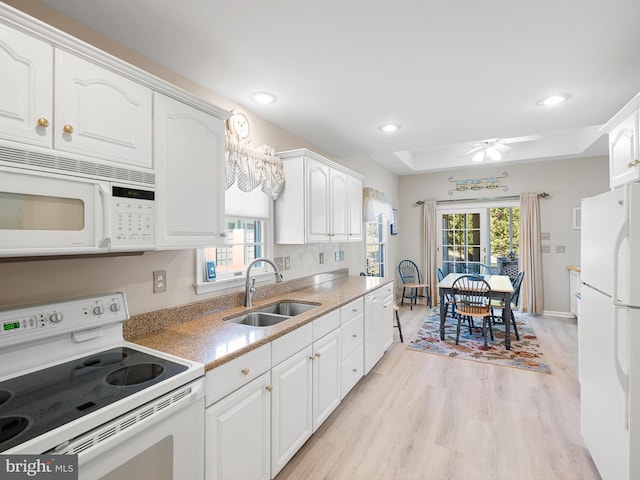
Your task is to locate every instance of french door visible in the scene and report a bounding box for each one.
[437,208,488,275]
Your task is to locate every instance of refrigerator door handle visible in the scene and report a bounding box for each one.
[612,183,630,308]
[613,305,630,430]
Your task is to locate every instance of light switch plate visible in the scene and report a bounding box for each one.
[319,253,324,264]
[556,245,566,253]
[541,245,550,253]
[284,256,290,270]
[339,250,345,261]
[335,251,340,261]
[541,232,550,241]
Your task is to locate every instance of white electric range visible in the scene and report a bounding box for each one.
[0,292,205,480]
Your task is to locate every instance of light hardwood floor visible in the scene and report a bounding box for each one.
[276,305,601,480]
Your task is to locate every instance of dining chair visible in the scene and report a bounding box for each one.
[436,267,456,318]
[398,260,431,310]
[500,262,520,284]
[452,275,494,349]
[464,263,497,276]
[490,271,524,341]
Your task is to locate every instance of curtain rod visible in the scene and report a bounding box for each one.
[415,192,549,205]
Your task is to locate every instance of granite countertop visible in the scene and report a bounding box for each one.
[127,275,392,372]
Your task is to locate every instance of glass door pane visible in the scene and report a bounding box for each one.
[437,208,487,275]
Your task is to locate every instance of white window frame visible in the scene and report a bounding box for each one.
[195,203,274,295]
[364,213,388,277]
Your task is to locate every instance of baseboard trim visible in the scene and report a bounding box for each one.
[542,310,576,318]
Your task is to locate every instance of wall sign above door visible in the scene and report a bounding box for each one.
[447,172,509,195]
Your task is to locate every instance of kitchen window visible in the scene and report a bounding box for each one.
[365,214,387,277]
[195,183,272,294]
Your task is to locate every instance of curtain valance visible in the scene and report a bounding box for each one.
[225,135,285,200]
[363,187,393,221]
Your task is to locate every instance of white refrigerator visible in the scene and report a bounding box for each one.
[580,181,640,480]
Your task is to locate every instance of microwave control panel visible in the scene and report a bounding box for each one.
[110,185,155,249]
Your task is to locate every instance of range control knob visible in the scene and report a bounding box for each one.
[110,303,121,312]
[49,312,63,324]
[93,305,105,315]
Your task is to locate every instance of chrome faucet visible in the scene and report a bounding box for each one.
[244,258,284,307]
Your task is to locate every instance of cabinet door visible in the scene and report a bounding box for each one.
[364,290,385,375]
[312,328,341,432]
[271,345,313,477]
[0,24,52,148]
[329,169,348,241]
[609,110,640,188]
[383,293,394,351]
[154,93,226,248]
[305,157,330,242]
[347,175,363,241]
[55,50,152,168]
[205,372,271,480]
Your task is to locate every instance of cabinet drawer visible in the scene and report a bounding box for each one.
[272,323,313,367]
[312,309,340,341]
[340,345,363,400]
[340,297,363,324]
[340,313,363,360]
[205,343,271,406]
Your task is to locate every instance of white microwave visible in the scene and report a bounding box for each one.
[0,164,156,257]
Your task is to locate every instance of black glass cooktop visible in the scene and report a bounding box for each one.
[0,347,187,452]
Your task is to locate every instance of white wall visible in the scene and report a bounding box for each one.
[397,156,609,314]
[0,1,400,315]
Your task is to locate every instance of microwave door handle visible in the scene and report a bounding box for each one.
[97,184,111,249]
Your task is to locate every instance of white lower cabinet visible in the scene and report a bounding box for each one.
[364,283,395,374]
[271,344,313,477]
[205,372,271,480]
[312,328,341,431]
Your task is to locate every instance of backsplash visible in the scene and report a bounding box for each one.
[124,268,349,339]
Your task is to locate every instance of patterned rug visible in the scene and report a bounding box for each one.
[406,311,552,374]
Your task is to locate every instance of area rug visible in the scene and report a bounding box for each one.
[406,311,552,374]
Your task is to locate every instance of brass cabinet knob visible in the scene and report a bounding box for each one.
[352,333,358,338]
[316,352,321,358]
[37,118,49,128]
[266,385,272,392]
[352,308,358,313]
[241,368,249,376]
[309,356,315,361]
[220,232,227,237]
[63,124,74,134]
[352,368,358,373]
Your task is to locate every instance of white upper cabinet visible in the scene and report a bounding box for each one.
[154,93,226,248]
[347,175,363,241]
[608,110,639,189]
[276,149,363,244]
[0,23,53,148]
[602,92,640,189]
[55,51,153,169]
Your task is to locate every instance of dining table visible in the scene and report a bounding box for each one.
[436,272,515,349]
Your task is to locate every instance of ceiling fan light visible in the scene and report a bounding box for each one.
[472,150,485,162]
[380,123,399,133]
[486,147,501,161]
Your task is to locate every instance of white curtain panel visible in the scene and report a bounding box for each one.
[422,200,437,305]
[225,136,285,200]
[519,193,544,314]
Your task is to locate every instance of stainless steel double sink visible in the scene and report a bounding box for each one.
[224,301,319,327]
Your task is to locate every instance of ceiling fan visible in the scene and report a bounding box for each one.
[462,135,542,162]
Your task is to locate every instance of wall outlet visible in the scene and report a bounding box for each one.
[335,251,340,261]
[274,257,284,271]
[541,232,550,241]
[541,245,550,253]
[556,245,566,253]
[153,270,167,293]
[284,256,290,270]
[339,250,345,261]
[319,253,324,264]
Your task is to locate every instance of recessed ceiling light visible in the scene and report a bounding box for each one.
[380,123,399,133]
[537,94,569,106]
[250,91,277,104]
